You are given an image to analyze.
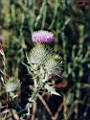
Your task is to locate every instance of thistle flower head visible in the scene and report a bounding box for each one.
[45,55,63,77]
[29,45,50,65]
[32,30,55,44]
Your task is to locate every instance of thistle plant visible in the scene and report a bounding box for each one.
[25,31,63,111]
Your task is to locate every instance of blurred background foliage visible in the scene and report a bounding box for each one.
[0,0,90,120]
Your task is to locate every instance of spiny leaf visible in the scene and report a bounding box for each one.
[45,84,61,96]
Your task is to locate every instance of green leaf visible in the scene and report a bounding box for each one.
[45,84,61,96]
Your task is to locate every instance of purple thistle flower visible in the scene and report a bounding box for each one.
[32,30,55,44]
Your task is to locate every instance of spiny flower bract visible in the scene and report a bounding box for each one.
[29,44,49,65]
[45,55,63,76]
